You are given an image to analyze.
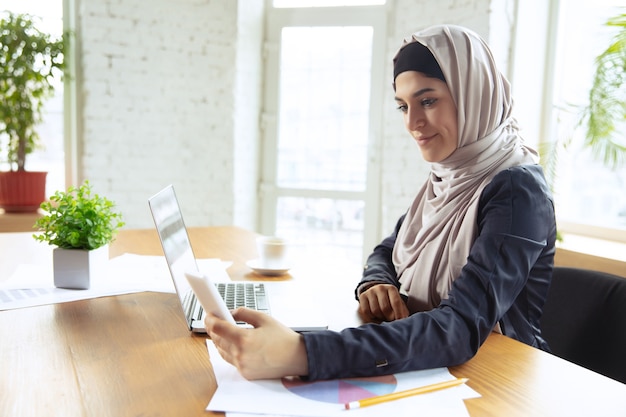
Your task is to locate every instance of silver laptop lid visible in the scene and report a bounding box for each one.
[148,185,200,330]
[148,186,328,333]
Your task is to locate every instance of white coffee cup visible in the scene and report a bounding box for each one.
[256,236,288,269]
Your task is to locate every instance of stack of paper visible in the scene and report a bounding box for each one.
[0,255,229,310]
[206,340,479,417]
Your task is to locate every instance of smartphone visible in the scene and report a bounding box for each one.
[184,271,237,325]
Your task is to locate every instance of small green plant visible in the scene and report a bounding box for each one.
[33,181,125,250]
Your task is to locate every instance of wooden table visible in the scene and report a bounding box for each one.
[0,209,42,232]
[1,227,625,417]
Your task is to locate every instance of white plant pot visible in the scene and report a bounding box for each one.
[53,245,109,290]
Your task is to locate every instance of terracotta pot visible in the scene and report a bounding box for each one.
[0,171,47,213]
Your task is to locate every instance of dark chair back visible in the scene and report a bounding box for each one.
[541,266,626,384]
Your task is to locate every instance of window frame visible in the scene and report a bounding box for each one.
[260,3,387,261]
[512,0,626,244]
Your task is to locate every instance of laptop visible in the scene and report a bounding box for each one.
[148,185,328,333]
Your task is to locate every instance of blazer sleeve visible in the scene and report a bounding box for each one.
[302,165,555,380]
[353,214,405,300]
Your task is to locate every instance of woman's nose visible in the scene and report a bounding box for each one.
[406,108,426,131]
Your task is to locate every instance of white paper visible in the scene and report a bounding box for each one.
[206,340,479,417]
[0,254,231,310]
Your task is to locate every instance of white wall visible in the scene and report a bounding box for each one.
[73,0,513,237]
[75,0,263,229]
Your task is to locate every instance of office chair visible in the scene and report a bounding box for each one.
[541,266,626,384]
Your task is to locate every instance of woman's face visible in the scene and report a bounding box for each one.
[394,71,458,163]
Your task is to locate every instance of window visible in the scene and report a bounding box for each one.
[260,4,386,268]
[0,0,65,196]
[273,0,384,7]
[549,0,626,240]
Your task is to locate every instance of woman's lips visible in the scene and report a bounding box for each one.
[415,134,436,146]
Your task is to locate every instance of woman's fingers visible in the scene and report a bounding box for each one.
[359,284,409,322]
[204,308,308,380]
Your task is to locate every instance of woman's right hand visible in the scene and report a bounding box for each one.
[358,284,409,323]
[204,307,308,380]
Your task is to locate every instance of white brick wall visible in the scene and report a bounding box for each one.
[74,0,511,237]
[77,0,251,229]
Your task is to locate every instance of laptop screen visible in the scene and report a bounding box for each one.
[148,185,199,325]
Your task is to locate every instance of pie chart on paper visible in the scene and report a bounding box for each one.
[281,374,397,404]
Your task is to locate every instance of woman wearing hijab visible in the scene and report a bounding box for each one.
[204,25,556,381]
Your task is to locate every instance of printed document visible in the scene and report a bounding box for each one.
[206,340,479,417]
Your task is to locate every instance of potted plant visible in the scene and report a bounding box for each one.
[579,12,626,168]
[33,181,125,289]
[0,11,67,212]
[541,11,626,217]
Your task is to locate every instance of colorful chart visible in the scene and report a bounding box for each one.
[281,374,397,404]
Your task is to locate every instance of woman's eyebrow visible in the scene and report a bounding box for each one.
[395,87,436,102]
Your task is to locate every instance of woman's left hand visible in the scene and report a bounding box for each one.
[358,283,409,322]
[204,307,309,380]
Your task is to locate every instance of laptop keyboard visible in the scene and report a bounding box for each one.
[216,282,269,311]
[187,282,270,324]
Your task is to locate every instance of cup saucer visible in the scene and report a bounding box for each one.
[246,259,290,276]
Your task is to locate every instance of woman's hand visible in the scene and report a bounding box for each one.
[204,307,308,380]
[358,284,409,323]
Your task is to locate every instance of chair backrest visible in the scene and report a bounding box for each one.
[541,266,626,384]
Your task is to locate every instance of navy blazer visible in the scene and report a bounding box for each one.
[302,164,556,380]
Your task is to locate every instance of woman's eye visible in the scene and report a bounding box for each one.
[396,104,408,113]
[421,98,437,107]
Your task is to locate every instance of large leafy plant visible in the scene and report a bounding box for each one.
[541,11,626,189]
[33,181,125,250]
[581,12,626,169]
[0,11,66,171]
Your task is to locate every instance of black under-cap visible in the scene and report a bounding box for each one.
[393,41,446,87]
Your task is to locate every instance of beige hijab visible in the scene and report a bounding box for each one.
[391,25,538,313]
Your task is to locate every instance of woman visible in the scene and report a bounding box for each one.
[204,25,556,381]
